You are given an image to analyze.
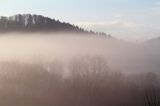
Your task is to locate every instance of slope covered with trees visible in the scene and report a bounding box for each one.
[0,14,109,37]
[0,56,159,106]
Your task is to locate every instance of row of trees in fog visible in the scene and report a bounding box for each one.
[0,56,159,106]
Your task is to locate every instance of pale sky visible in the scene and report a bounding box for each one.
[0,0,160,41]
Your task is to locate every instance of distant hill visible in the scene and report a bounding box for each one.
[0,14,110,37]
[145,37,160,45]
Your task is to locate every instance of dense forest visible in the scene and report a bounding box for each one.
[0,14,108,37]
[0,56,159,106]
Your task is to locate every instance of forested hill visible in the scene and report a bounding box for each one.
[0,14,110,37]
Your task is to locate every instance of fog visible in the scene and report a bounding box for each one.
[0,33,160,106]
[0,33,159,73]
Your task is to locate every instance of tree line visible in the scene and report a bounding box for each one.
[0,56,159,106]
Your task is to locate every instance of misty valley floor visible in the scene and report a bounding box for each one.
[0,34,159,106]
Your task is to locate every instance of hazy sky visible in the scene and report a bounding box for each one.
[0,0,160,41]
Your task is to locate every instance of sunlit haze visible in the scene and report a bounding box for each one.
[0,1,160,106]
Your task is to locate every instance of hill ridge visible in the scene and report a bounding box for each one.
[0,14,110,37]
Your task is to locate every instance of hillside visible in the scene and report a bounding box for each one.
[0,14,109,36]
